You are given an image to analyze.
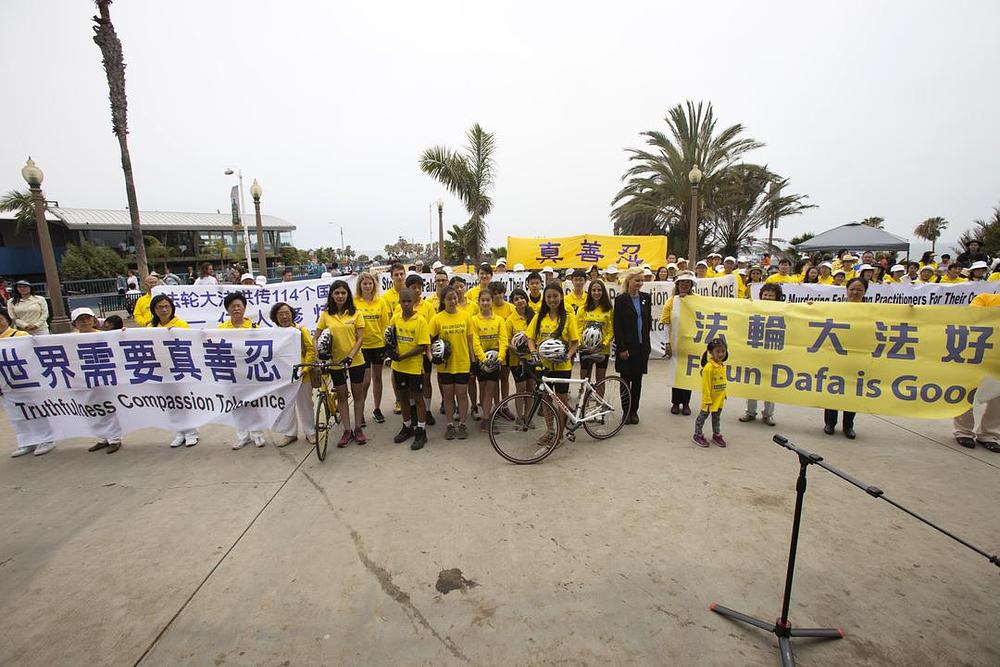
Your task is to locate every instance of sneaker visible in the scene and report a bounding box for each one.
[712,434,728,448]
[106,441,121,454]
[233,434,252,450]
[426,412,436,427]
[445,424,457,440]
[253,433,267,448]
[393,426,414,443]
[472,405,482,421]
[277,435,298,448]
[185,433,199,447]
[762,416,776,427]
[88,440,110,452]
[738,413,756,423]
[411,428,427,450]
[354,428,367,445]
[170,434,186,448]
[11,445,37,458]
[439,401,446,415]
[337,430,354,448]
[393,401,402,415]
[457,423,469,440]
[373,408,385,424]
[33,441,56,456]
[692,434,710,448]
[670,404,680,415]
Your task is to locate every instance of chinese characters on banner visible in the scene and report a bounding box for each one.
[0,328,300,447]
[507,234,668,270]
[670,294,1000,418]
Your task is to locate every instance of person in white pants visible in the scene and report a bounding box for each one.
[953,293,1000,453]
[271,302,317,446]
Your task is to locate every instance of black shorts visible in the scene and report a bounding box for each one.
[423,357,432,374]
[475,366,500,382]
[392,370,424,393]
[362,347,387,366]
[330,364,365,387]
[510,363,530,384]
[542,369,572,394]
[439,372,470,385]
[580,354,609,370]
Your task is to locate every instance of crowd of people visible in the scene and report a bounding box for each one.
[2,239,998,459]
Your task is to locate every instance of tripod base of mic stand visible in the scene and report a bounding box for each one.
[710,602,843,667]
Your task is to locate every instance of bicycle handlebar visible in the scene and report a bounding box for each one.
[292,360,351,381]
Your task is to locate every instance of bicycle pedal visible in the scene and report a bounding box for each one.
[565,432,576,442]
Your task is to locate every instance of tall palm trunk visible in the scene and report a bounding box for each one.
[93,0,148,278]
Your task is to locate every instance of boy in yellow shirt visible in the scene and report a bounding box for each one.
[388,289,431,450]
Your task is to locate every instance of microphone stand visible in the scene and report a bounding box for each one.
[710,434,1000,667]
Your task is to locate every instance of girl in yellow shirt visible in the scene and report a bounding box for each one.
[471,289,510,430]
[270,301,317,447]
[149,295,197,449]
[527,283,580,445]
[692,338,728,448]
[576,279,613,389]
[429,287,475,440]
[354,271,390,425]
[217,292,265,449]
[487,281,515,417]
[315,279,367,447]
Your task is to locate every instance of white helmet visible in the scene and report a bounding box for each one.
[384,325,397,349]
[430,338,450,364]
[538,338,568,361]
[580,325,603,353]
[315,330,333,361]
[481,349,500,372]
[510,331,531,357]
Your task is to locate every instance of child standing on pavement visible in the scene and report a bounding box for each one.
[693,338,728,448]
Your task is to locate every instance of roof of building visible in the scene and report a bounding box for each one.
[45,207,295,231]
[796,222,909,252]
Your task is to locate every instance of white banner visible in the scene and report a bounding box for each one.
[749,280,1000,306]
[0,328,300,447]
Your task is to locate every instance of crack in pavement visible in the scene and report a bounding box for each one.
[300,470,471,664]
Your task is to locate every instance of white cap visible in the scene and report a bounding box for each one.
[833,268,847,276]
[919,265,935,273]
[71,307,96,322]
[820,261,833,269]
[723,256,736,263]
[149,271,160,277]
[642,267,653,276]
[255,275,267,286]
[512,263,525,272]
[541,266,555,273]
[431,260,443,269]
[320,271,333,279]
[641,263,652,269]
[708,252,722,258]
[890,264,905,273]
[497,257,507,265]
[676,257,687,263]
[240,272,254,282]
[605,266,619,275]
[443,266,454,275]
[666,263,678,269]
[969,260,990,271]
[858,264,874,273]
[696,260,708,267]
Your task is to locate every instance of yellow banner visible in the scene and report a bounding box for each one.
[673,295,1000,418]
[506,234,667,270]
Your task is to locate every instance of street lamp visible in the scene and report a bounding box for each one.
[687,164,703,265]
[436,198,445,263]
[21,157,70,333]
[224,167,254,273]
[249,178,267,278]
[328,222,345,267]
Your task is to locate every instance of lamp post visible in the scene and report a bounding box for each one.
[328,222,345,266]
[687,164,703,265]
[436,198,444,262]
[21,157,70,333]
[249,179,267,277]
[224,167,254,273]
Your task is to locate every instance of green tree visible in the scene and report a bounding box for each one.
[92,0,148,278]
[143,235,174,263]
[419,123,496,262]
[357,254,370,264]
[443,224,472,265]
[861,216,885,229]
[612,101,768,259]
[956,204,1000,256]
[784,232,815,257]
[486,246,507,261]
[383,237,424,260]
[913,216,948,253]
[0,190,35,235]
[61,241,127,280]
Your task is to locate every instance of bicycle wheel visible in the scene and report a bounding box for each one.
[314,390,332,461]
[489,392,563,464]
[583,376,630,440]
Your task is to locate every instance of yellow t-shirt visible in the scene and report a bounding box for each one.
[316,310,365,368]
[393,297,436,326]
[504,310,531,367]
[576,306,614,355]
[0,328,29,338]
[985,272,1000,282]
[151,317,189,329]
[527,311,580,372]
[938,275,967,283]
[700,359,726,412]
[356,296,389,349]
[818,275,835,285]
[389,312,430,375]
[471,313,509,364]
[429,309,473,374]
[491,300,514,321]
[217,318,254,329]
[467,283,490,304]
[527,292,544,308]
[564,291,588,316]
[133,293,153,327]
[840,269,857,281]
[764,273,797,284]
[381,286,403,315]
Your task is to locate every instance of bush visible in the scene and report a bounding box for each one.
[60,242,127,280]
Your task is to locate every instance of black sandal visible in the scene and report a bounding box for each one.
[956,437,976,449]
[980,440,1000,453]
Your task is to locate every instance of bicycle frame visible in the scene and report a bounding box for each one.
[533,376,616,427]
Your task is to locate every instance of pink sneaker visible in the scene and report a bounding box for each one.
[692,434,710,448]
[712,434,727,448]
[354,428,367,445]
[337,430,354,448]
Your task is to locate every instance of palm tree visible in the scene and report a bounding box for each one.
[419,124,496,262]
[612,101,766,258]
[913,216,948,253]
[444,224,471,265]
[92,0,148,278]
[784,232,815,258]
[861,216,885,229]
[0,190,34,235]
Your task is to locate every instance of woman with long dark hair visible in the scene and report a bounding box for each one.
[315,279,367,447]
[430,286,475,439]
[612,268,651,424]
[577,279,614,391]
[8,281,49,335]
[527,282,580,443]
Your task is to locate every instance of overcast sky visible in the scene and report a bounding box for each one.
[3,0,999,257]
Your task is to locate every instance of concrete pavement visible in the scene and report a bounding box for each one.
[2,364,998,666]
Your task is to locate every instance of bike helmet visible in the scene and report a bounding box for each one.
[384,325,397,350]
[538,338,568,361]
[580,324,603,353]
[430,338,451,364]
[316,330,333,361]
[510,331,531,357]
[481,349,500,372]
